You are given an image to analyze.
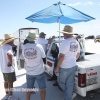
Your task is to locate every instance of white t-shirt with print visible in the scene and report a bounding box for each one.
[36,38,48,52]
[22,43,46,75]
[59,37,80,68]
[0,44,15,73]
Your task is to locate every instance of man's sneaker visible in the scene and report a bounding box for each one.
[47,77,56,81]
[62,93,77,100]
[53,82,58,86]
[8,96,19,100]
[4,94,9,100]
[71,93,77,100]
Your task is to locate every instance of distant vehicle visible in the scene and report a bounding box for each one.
[85,35,95,39]
[94,35,100,43]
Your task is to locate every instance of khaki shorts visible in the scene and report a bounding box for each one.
[3,72,16,83]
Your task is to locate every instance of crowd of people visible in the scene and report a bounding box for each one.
[0,25,80,100]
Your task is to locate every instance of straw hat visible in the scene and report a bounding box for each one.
[26,30,39,41]
[1,34,19,45]
[58,25,73,34]
[0,39,4,46]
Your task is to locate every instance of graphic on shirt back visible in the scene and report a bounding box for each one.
[24,48,37,59]
[70,42,78,52]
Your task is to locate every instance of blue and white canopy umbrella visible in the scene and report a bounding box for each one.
[25,1,95,38]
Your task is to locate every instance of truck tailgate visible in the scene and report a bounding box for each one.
[77,54,100,92]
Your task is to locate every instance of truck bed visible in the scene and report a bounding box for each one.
[77,54,100,68]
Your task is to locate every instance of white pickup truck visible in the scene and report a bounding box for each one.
[16,28,100,97]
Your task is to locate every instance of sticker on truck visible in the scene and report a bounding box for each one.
[86,72,98,86]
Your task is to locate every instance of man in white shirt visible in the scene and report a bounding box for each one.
[36,32,55,53]
[55,25,80,100]
[36,32,48,53]
[21,30,46,100]
[36,32,55,64]
[0,34,19,100]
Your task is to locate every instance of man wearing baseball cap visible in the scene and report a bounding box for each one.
[36,32,55,53]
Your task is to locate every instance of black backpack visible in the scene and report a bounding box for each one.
[51,43,59,58]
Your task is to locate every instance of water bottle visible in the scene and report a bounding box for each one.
[55,72,59,76]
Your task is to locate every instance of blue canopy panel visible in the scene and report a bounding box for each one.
[26,16,94,24]
[25,1,95,24]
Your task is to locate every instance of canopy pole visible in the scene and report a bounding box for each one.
[58,18,60,45]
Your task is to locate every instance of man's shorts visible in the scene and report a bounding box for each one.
[3,72,16,83]
[26,72,46,90]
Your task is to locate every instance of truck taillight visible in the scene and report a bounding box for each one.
[78,73,86,87]
[47,61,52,67]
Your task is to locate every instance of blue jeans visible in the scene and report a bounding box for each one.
[26,72,46,89]
[53,58,58,73]
[58,65,78,100]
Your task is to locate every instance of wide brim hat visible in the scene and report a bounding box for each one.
[58,25,74,34]
[0,39,4,46]
[1,34,19,45]
[26,30,39,41]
